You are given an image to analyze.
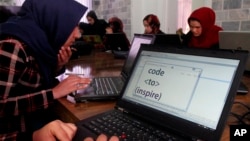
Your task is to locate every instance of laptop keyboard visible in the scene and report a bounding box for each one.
[91,77,124,95]
[81,111,180,141]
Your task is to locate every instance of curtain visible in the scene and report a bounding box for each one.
[177,0,192,34]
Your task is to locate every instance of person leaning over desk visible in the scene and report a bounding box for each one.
[0,0,92,140]
[177,7,223,49]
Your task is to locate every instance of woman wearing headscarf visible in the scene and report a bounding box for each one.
[0,0,91,140]
[106,17,125,33]
[180,7,223,49]
[86,10,108,39]
[104,17,130,51]
[143,14,165,34]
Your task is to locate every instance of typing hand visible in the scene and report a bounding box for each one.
[84,134,119,141]
[33,120,77,141]
[52,75,91,99]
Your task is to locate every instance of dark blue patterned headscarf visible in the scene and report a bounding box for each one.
[0,0,87,87]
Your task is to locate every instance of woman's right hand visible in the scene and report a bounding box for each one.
[52,75,91,99]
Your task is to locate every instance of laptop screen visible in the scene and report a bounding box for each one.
[122,49,240,130]
[219,31,250,71]
[153,34,182,46]
[82,35,102,44]
[122,34,154,77]
[105,33,130,51]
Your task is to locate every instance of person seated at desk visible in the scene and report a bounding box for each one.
[143,14,165,34]
[176,7,223,49]
[70,22,93,59]
[78,22,91,36]
[86,10,108,40]
[103,17,130,51]
[0,0,91,140]
[33,120,119,141]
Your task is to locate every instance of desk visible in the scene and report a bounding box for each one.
[54,50,250,141]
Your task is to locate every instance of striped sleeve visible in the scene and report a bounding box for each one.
[0,40,54,116]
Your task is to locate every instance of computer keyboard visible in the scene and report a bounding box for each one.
[91,77,124,95]
[81,110,179,141]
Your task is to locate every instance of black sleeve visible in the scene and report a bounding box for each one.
[17,132,32,141]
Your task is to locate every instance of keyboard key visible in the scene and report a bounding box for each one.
[82,111,181,141]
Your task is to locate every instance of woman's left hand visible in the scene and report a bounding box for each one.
[57,46,72,69]
[33,120,77,141]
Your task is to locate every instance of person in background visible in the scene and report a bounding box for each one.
[143,14,165,34]
[106,17,126,34]
[71,22,93,58]
[104,17,130,51]
[33,120,119,141]
[0,0,91,140]
[78,22,91,36]
[177,7,223,49]
[86,10,108,39]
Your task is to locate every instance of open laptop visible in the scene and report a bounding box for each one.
[219,31,250,70]
[104,33,130,51]
[82,35,103,45]
[73,44,248,141]
[153,34,182,46]
[219,31,250,94]
[74,34,155,102]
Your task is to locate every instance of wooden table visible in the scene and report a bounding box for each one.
[54,50,250,141]
[220,75,250,141]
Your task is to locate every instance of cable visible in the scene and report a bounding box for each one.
[233,101,250,110]
[229,102,250,125]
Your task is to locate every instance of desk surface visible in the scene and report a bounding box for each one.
[54,50,250,141]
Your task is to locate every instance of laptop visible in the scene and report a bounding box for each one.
[153,34,182,46]
[73,44,248,141]
[82,35,103,45]
[74,34,155,102]
[104,33,130,51]
[219,31,250,94]
[219,31,250,70]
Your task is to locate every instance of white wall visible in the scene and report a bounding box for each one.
[192,0,212,10]
[131,0,178,37]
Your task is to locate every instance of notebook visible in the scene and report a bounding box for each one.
[74,34,155,102]
[153,34,182,46]
[219,31,250,94]
[104,33,130,51]
[73,44,248,141]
